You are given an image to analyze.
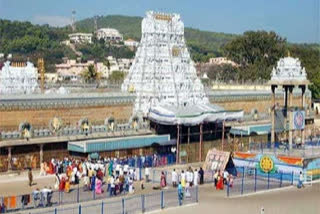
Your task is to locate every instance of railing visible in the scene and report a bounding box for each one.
[0,187,198,214]
[249,139,320,157]
[151,168,216,185]
[227,167,296,197]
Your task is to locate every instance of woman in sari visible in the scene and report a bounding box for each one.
[181,170,186,188]
[216,173,224,190]
[160,171,166,188]
[59,177,66,191]
[95,178,103,194]
[54,173,60,190]
[65,178,70,193]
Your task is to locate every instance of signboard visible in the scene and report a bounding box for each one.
[203,148,230,172]
[292,110,305,130]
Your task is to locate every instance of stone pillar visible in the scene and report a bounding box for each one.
[39,144,44,165]
[176,125,180,164]
[7,147,12,171]
[288,86,294,150]
[271,85,277,144]
[187,127,190,145]
[199,124,203,162]
[221,121,225,150]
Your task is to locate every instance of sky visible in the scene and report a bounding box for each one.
[0,0,319,43]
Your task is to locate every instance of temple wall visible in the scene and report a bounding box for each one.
[0,104,133,131]
[212,97,311,114]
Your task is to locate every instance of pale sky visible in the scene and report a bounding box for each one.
[0,0,319,43]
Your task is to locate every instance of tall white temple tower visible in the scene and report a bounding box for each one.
[122,11,242,125]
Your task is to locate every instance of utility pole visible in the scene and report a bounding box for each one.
[37,58,45,93]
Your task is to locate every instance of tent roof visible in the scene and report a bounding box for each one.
[148,103,243,125]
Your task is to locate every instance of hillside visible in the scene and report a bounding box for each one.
[75,15,237,61]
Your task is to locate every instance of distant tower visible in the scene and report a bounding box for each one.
[94,16,98,32]
[71,10,76,32]
[37,58,45,93]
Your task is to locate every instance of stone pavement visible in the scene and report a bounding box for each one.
[159,183,320,214]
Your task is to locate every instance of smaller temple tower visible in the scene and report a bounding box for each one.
[268,55,310,150]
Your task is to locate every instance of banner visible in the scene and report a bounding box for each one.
[292,110,305,130]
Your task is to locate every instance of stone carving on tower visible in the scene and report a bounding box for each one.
[122,11,243,124]
[122,11,208,115]
[271,56,307,82]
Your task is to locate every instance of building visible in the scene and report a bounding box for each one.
[208,57,238,67]
[124,39,139,50]
[96,28,123,42]
[117,58,133,73]
[69,33,93,44]
[0,61,39,94]
[56,59,95,81]
[44,73,59,83]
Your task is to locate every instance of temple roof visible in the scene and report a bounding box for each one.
[269,57,309,85]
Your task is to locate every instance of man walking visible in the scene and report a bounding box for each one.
[199,167,204,185]
[172,169,178,187]
[28,168,33,187]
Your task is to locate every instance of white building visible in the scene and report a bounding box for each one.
[208,57,238,67]
[56,59,95,81]
[0,61,39,94]
[56,59,113,81]
[124,39,139,48]
[96,28,123,42]
[69,33,93,44]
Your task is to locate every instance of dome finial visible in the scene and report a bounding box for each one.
[287,50,291,57]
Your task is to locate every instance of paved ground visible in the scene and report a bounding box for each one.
[159,183,320,214]
[1,167,319,214]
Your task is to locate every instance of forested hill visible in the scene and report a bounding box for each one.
[75,15,237,61]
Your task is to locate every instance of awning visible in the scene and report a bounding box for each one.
[230,124,271,136]
[148,103,243,125]
[68,134,170,153]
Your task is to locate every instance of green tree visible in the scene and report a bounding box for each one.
[224,31,286,67]
[81,64,100,83]
[223,31,287,82]
[108,70,126,82]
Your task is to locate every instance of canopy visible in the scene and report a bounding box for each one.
[68,134,170,153]
[148,103,243,125]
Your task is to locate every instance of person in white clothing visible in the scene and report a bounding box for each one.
[193,169,199,186]
[124,164,129,175]
[115,164,120,176]
[172,169,178,187]
[145,167,150,182]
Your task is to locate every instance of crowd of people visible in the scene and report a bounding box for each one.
[37,157,144,198]
[24,156,235,210]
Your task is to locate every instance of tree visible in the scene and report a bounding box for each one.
[81,64,100,83]
[224,31,287,67]
[108,70,126,82]
[223,31,287,82]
